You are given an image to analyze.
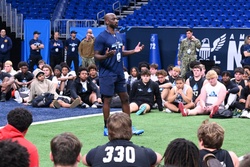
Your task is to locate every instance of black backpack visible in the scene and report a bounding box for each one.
[32,93,54,107]
[212,109,233,119]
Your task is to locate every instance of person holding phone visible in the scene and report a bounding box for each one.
[177,28,201,77]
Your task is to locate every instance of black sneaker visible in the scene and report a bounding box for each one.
[81,103,90,108]
[91,101,103,108]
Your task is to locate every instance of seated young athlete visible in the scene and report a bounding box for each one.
[164,76,194,113]
[129,69,163,115]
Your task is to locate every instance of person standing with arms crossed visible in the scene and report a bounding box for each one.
[29,31,44,72]
[0,29,12,64]
[94,13,144,136]
[178,28,201,77]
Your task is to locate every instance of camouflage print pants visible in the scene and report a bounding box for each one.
[81,57,95,68]
[180,55,197,77]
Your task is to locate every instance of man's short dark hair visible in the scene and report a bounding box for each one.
[0,139,30,167]
[189,61,201,69]
[243,65,250,71]
[78,66,88,75]
[60,62,70,71]
[140,69,151,76]
[17,61,29,68]
[221,71,231,77]
[186,28,193,33]
[50,132,82,166]
[138,61,150,71]
[87,64,97,71]
[7,108,33,132]
[234,67,244,74]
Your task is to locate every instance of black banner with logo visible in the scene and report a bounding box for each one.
[123,27,250,73]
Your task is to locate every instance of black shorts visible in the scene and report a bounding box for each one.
[131,100,152,110]
[80,94,91,105]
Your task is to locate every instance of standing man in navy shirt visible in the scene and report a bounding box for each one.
[50,31,63,69]
[0,29,12,64]
[65,30,80,72]
[29,31,44,72]
[94,13,144,136]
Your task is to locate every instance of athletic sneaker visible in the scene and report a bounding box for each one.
[136,104,146,115]
[178,102,188,116]
[165,108,172,113]
[103,127,108,136]
[70,98,80,108]
[91,101,103,108]
[240,109,249,118]
[81,103,90,108]
[246,112,250,119]
[14,91,23,103]
[209,105,219,118]
[132,126,144,135]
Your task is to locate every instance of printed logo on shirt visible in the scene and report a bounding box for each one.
[147,88,152,93]
[208,91,217,97]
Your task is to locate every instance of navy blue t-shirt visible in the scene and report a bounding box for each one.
[50,39,63,56]
[94,31,124,77]
[29,39,43,56]
[65,38,80,57]
[86,140,157,167]
[0,36,12,54]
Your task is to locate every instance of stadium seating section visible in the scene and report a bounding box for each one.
[6,0,250,28]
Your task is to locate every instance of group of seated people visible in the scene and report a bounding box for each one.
[1,58,250,119]
[0,59,103,109]
[126,60,250,119]
[1,107,249,167]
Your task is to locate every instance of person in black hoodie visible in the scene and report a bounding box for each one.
[70,67,102,108]
[129,69,163,115]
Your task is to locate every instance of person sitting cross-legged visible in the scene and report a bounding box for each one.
[164,76,194,113]
[70,67,103,108]
[129,69,163,115]
[181,70,227,117]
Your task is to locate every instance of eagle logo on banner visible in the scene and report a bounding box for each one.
[198,34,226,60]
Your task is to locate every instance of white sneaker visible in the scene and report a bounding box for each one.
[165,108,172,113]
[240,109,248,118]
[247,112,250,119]
[14,91,22,103]
[91,104,97,108]
[225,104,229,110]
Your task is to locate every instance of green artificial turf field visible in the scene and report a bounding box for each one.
[26,110,250,167]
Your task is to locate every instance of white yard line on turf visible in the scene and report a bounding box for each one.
[31,110,122,126]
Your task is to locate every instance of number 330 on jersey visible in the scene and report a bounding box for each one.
[103,146,135,163]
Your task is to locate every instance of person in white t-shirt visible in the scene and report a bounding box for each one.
[180,70,227,117]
